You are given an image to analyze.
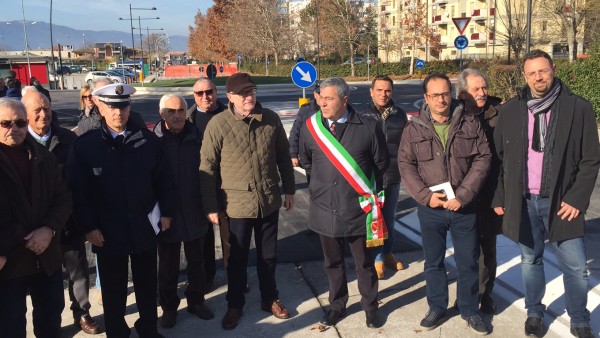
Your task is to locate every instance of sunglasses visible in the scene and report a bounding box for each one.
[0,119,28,129]
[82,95,92,99]
[194,89,214,96]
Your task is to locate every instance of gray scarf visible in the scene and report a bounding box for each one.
[527,79,561,152]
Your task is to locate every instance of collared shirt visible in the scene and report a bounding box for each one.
[28,125,51,145]
[108,128,128,139]
[526,108,552,194]
[327,110,349,128]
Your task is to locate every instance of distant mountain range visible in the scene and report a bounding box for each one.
[0,20,188,52]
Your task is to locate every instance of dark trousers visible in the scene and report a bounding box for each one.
[478,233,497,297]
[417,205,480,318]
[0,269,64,338]
[158,236,206,311]
[319,234,379,313]
[204,213,231,285]
[226,210,279,309]
[97,248,158,338]
[63,240,91,321]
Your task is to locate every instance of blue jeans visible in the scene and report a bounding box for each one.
[518,194,590,327]
[0,269,65,338]
[374,183,400,262]
[418,205,479,318]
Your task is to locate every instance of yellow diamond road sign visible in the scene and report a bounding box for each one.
[452,17,471,35]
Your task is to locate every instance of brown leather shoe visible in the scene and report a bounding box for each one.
[222,308,243,330]
[261,299,290,319]
[79,314,102,335]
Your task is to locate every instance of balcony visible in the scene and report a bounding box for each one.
[432,13,449,25]
[439,37,449,46]
[471,9,488,21]
[471,33,487,44]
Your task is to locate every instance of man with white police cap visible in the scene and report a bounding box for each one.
[67,83,176,338]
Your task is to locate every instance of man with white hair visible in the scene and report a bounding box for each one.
[154,94,214,328]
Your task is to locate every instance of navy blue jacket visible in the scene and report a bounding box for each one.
[289,100,320,159]
[67,119,176,255]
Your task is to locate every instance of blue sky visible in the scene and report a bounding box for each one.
[1,0,214,37]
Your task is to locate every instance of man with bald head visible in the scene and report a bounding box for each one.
[0,97,72,338]
[187,77,228,292]
[154,94,214,328]
[22,91,102,334]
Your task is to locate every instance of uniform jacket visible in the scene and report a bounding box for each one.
[153,120,209,242]
[0,136,72,280]
[186,100,227,138]
[200,102,295,218]
[77,107,146,136]
[67,119,176,255]
[299,106,389,237]
[289,100,320,159]
[360,99,408,187]
[398,101,491,207]
[492,81,600,244]
[45,126,85,248]
[470,96,504,236]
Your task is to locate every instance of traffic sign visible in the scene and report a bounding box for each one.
[452,17,471,35]
[237,54,242,61]
[291,61,317,89]
[296,57,305,63]
[206,64,217,79]
[199,66,205,72]
[454,35,469,50]
[219,66,224,73]
[416,59,425,69]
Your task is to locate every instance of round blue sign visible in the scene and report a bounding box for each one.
[454,35,469,50]
[291,61,317,89]
[416,59,425,69]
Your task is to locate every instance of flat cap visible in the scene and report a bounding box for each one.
[92,83,136,108]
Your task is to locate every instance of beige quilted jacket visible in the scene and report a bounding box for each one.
[200,102,295,218]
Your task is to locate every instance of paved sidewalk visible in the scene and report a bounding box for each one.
[32,249,562,338]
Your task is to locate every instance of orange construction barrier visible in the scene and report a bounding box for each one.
[164,63,238,79]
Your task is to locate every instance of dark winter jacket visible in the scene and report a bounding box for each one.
[289,100,320,159]
[153,120,209,242]
[398,100,491,207]
[299,106,389,237]
[0,136,72,280]
[186,100,227,138]
[67,119,176,255]
[360,99,408,187]
[492,81,600,244]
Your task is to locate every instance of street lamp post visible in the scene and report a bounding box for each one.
[121,5,156,61]
[20,0,32,78]
[50,0,56,88]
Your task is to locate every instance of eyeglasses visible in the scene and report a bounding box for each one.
[524,68,552,79]
[236,89,257,97]
[0,119,28,129]
[162,108,186,115]
[194,89,214,96]
[426,92,452,101]
[82,95,92,99]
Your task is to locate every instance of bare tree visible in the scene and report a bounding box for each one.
[539,0,600,61]
[495,0,529,63]
[402,0,439,74]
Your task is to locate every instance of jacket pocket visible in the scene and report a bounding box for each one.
[411,136,433,161]
[453,134,477,158]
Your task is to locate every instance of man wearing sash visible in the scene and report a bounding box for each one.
[299,77,389,328]
[398,73,491,335]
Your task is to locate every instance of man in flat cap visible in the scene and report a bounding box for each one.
[200,73,295,330]
[67,83,176,338]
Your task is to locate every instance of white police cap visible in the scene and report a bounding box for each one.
[92,83,136,108]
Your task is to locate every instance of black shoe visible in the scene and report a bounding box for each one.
[524,317,544,337]
[187,302,215,320]
[570,327,593,338]
[479,294,496,315]
[160,310,177,328]
[320,309,347,326]
[465,314,490,335]
[366,311,383,328]
[420,311,445,330]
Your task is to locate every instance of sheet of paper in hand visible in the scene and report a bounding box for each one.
[428,182,456,201]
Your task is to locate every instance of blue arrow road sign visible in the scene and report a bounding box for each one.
[454,35,469,50]
[416,59,425,69]
[291,61,317,88]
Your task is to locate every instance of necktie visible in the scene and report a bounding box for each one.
[330,122,336,135]
[114,135,125,144]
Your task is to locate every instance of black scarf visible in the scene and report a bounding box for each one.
[527,79,561,152]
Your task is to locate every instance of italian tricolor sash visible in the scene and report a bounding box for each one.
[306,111,388,247]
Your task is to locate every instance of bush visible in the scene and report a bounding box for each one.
[555,55,600,124]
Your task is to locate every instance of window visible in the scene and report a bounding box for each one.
[542,21,547,31]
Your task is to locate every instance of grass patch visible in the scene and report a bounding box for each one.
[134,76,293,87]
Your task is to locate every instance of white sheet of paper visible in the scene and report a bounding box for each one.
[428,182,456,200]
[147,202,161,235]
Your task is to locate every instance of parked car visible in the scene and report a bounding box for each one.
[84,71,123,84]
[81,66,97,72]
[341,57,365,65]
[105,70,132,83]
[56,66,72,75]
[111,68,138,82]
[69,65,83,73]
